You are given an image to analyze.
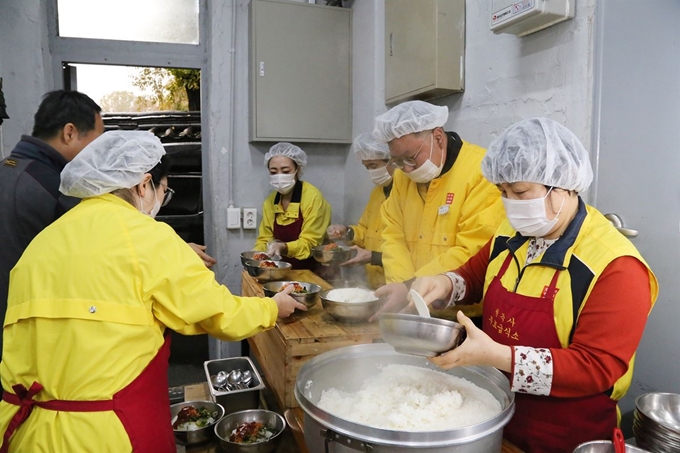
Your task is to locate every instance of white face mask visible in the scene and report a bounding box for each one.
[139,180,162,218]
[406,134,443,183]
[270,172,296,194]
[368,166,392,186]
[502,188,566,237]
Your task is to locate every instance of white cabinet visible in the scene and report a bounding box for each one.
[249,0,352,143]
[385,0,465,104]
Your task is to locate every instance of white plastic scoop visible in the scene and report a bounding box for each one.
[409,289,431,318]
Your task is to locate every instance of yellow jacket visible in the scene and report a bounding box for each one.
[254,181,331,260]
[0,194,278,452]
[381,135,504,316]
[350,185,389,289]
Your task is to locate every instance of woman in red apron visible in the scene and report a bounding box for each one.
[407,118,658,453]
[253,142,331,270]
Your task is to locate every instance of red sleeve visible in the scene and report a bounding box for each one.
[453,238,492,305]
[549,256,653,397]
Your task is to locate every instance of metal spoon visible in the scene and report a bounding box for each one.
[213,371,229,391]
[227,369,243,391]
[239,370,253,389]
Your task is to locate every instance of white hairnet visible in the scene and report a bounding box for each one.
[264,142,307,172]
[373,101,449,142]
[352,132,390,161]
[60,131,165,198]
[482,117,593,193]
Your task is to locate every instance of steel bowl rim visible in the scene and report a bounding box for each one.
[262,280,323,295]
[214,408,287,444]
[378,312,464,329]
[244,259,292,270]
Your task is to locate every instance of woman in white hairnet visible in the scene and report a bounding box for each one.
[327,133,395,288]
[407,118,657,453]
[253,142,331,269]
[0,131,306,453]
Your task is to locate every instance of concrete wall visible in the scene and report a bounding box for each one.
[0,0,53,157]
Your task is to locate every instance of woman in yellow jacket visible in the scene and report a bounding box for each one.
[0,131,305,453]
[327,133,394,289]
[253,142,331,269]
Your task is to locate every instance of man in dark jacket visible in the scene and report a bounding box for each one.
[0,90,104,358]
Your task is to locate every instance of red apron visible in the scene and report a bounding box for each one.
[485,254,617,453]
[273,182,318,270]
[1,335,175,453]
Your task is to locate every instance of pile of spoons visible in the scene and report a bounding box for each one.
[210,369,253,392]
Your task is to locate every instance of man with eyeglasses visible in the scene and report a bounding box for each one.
[370,101,504,323]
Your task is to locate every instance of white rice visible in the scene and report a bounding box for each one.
[317,364,502,431]
[325,288,376,303]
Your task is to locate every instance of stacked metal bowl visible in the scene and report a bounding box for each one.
[633,392,680,451]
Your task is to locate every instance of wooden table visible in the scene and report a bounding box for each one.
[242,270,383,410]
[242,269,523,453]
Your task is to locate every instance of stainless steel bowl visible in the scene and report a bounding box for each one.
[214,409,286,453]
[262,280,321,309]
[378,313,466,357]
[243,259,292,282]
[572,440,650,452]
[319,288,380,323]
[171,400,225,446]
[633,392,680,451]
[240,251,271,267]
[311,244,352,266]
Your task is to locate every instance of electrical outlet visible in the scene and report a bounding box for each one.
[243,208,257,229]
[227,207,241,229]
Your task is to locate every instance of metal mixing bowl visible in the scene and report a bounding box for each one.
[572,440,650,452]
[243,259,292,282]
[171,400,225,446]
[319,288,380,323]
[214,409,286,453]
[635,392,680,433]
[262,281,321,308]
[240,251,271,267]
[311,244,352,266]
[378,312,466,357]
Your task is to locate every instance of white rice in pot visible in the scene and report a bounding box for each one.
[317,364,502,431]
[325,288,376,303]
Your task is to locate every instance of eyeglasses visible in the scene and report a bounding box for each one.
[161,186,175,207]
[388,133,431,169]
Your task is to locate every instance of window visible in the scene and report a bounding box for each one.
[56,0,199,44]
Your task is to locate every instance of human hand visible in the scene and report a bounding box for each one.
[340,246,371,266]
[326,225,348,240]
[272,284,307,318]
[409,275,453,311]
[428,311,512,372]
[187,242,217,268]
[267,240,287,259]
[368,282,409,322]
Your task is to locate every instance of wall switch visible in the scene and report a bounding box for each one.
[227,207,241,229]
[243,208,257,229]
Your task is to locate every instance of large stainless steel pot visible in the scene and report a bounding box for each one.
[295,343,515,453]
